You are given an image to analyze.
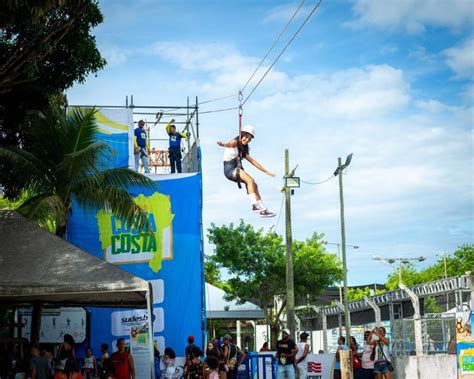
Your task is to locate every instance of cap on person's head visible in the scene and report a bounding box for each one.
[282,328,290,336]
[223,334,232,340]
[64,334,75,346]
[188,336,195,343]
[300,332,309,339]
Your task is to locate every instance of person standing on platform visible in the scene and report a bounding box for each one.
[275,328,298,379]
[110,338,135,379]
[165,118,187,174]
[134,119,150,173]
[295,332,310,379]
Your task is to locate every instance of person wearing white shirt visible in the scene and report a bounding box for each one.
[361,330,375,379]
[295,332,310,379]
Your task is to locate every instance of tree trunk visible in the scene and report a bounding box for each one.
[30,302,43,347]
[270,323,280,349]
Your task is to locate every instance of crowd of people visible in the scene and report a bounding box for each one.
[156,334,246,379]
[334,327,393,379]
[1,327,394,379]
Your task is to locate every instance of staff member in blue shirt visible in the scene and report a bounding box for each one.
[165,118,188,173]
[134,119,150,173]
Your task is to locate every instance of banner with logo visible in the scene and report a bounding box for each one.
[456,311,474,378]
[306,354,335,379]
[66,108,204,369]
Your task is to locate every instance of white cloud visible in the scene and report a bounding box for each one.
[263,3,314,24]
[68,38,473,285]
[443,37,474,79]
[100,45,129,67]
[347,0,474,34]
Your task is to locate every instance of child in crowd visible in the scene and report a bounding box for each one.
[206,356,219,379]
[82,347,97,379]
[217,125,276,217]
[165,118,188,174]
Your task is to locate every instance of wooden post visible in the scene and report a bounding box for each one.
[340,349,353,379]
[30,302,43,347]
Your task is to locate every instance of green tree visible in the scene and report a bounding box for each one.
[0,0,105,96]
[0,0,106,198]
[207,220,342,346]
[347,287,386,302]
[0,107,156,236]
[205,258,229,290]
[385,245,474,290]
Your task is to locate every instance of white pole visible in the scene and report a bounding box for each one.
[146,286,155,379]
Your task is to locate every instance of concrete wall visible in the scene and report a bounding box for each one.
[393,355,457,379]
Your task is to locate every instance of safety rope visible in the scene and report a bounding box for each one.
[242,0,322,106]
[236,91,244,189]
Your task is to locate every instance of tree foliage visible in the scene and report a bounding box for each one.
[347,286,386,302]
[0,107,157,236]
[0,0,106,198]
[207,220,342,345]
[0,0,105,96]
[385,245,474,290]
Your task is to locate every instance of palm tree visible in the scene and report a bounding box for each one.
[0,106,156,237]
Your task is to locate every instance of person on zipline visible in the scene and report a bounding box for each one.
[217,125,276,217]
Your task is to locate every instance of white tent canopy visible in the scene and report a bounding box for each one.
[205,282,265,320]
[0,210,150,308]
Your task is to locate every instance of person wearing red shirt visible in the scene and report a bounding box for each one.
[111,339,135,379]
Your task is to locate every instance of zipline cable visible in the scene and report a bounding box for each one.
[242,0,322,106]
[240,0,305,94]
[198,93,239,106]
[199,106,239,114]
[197,0,306,108]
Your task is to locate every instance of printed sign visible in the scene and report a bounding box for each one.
[17,307,87,344]
[306,354,335,379]
[457,311,474,378]
[67,108,204,367]
[131,324,152,379]
[111,308,164,336]
[97,192,174,272]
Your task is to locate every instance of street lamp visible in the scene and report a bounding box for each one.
[372,256,426,284]
[372,255,426,356]
[324,242,359,303]
[334,153,353,341]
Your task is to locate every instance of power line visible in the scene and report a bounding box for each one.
[300,175,334,185]
[242,0,322,106]
[241,0,305,94]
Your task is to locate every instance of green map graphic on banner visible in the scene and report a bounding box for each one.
[96,192,174,272]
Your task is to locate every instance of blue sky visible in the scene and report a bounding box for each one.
[68,0,474,285]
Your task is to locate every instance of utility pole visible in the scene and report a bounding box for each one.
[285,149,296,338]
[337,157,351,341]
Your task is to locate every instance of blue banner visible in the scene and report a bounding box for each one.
[66,108,204,363]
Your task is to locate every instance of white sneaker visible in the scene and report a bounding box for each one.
[252,203,267,212]
[259,210,276,218]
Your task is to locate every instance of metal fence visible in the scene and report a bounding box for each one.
[391,314,456,356]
